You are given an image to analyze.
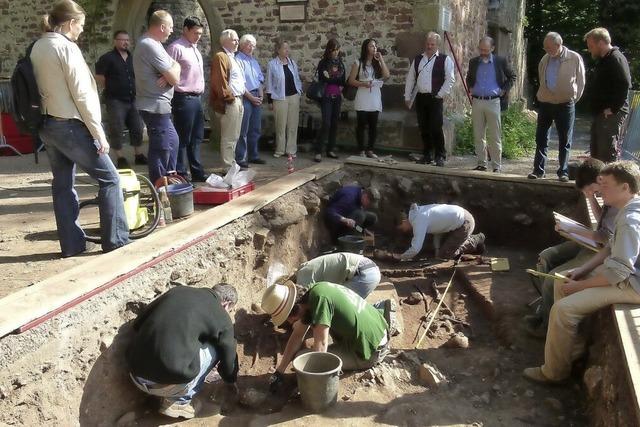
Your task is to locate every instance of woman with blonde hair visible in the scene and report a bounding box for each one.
[265,39,303,158]
[31,0,129,257]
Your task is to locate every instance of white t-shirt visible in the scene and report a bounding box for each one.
[353,60,383,112]
[401,204,466,259]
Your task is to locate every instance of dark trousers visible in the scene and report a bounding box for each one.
[39,118,129,255]
[171,94,205,180]
[533,101,575,177]
[415,93,445,162]
[236,93,262,164]
[138,111,179,184]
[356,111,379,151]
[590,110,627,162]
[326,209,378,241]
[105,98,143,151]
[316,95,342,154]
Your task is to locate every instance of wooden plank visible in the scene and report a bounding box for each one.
[613,304,640,424]
[0,164,338,338]
[344,156,574,188]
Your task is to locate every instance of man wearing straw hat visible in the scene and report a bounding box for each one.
[262,281,390,392]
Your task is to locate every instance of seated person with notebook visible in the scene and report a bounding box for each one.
[524,161,640,384]
[525,159,617,337]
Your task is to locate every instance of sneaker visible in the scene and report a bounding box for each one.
[327,151,339,159]
[134,154,148,165]
[238,162,249,170]
[527,172,544,179]
[314,154,322,163]
[159,399,197,419]
[273,153,282,158]
[116,157,130,169]
[522,367,563,384]
[359,151,367,157]
[558,174,569,182]
[365,151,378,159]
[249,158,266,164]
[435,158,445,167]
[473,165,487,171]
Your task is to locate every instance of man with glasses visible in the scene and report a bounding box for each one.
[96,30,147,169]
[528,32,585,182]
[235,34,266,169]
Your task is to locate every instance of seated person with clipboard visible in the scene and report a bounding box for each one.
[525,159,617,337]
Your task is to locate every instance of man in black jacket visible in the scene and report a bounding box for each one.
[126,283,239,419]
[466,36,516,173]
[585,27,632,162]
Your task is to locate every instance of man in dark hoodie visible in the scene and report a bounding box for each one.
[584,27,632,162]
[126,283,239,419]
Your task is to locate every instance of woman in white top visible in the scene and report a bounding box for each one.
[347,39,390,159]
[31,0,129,257]
[265,40,303,158]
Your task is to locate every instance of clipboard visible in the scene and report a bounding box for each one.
[552,212,599,252]
[525,269,567,281]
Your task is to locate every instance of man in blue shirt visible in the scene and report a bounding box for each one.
[466,36,515,173]
[235,34,266,168]
[325,185,379,241]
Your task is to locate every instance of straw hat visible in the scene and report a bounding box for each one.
[261,281,297,327]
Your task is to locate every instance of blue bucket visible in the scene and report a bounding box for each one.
[166,183,194,218]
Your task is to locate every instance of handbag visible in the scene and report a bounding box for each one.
[342,61,361,101]
[306,66,325,103]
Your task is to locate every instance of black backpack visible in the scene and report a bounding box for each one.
[11,41,43,161]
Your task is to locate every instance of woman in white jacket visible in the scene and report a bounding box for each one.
[265,40,303,158]
[31,0,129,257]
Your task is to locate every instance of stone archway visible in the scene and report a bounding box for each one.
[111,0,224,55]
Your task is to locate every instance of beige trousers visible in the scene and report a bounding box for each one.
[215,97,244,166]
[541,267,640,380]
[273,93,300,156]
[472,98,502,170]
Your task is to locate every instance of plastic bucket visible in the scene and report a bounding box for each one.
[337,235,365,254]
[292,351,342,413]
[166,183,194,218]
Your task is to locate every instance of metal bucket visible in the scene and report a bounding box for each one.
[292,351,342,412]
[166,183,194,218]
[337,235,365,254]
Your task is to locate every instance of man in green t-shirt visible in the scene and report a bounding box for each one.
[296,252,381,298]
[261,281,390,391]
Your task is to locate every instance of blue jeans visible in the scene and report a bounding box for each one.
[39,118,129,256]
[533,101,575,177]
[236,94,262,164]
[172,94,205,180]
[130,344,218,403]
[315,95,342,154]
[138,111,179,184]
[345,261,381,299]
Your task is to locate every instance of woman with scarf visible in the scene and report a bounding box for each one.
[314,39,346,162]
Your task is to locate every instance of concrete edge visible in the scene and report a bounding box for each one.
[0,163,343,338]
[344,156,575,188]
[613,304,640,425]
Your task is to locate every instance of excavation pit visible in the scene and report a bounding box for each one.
[0,161,634,426]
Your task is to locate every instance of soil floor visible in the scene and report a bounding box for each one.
[0,117,589,299]
[111,247,587,426]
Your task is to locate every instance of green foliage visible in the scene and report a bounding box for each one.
[454,103,537,159]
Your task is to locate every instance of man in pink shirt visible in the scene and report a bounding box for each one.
[166,16,206,182]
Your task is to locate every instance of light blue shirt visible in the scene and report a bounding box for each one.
[265,57,303,101]
[545,57,561,91]
[472,54,501,97]
[235,51,264,92]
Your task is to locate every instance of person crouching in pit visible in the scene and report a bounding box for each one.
[261,281,391,392]
[395,203,486,261]
[126,283,239,419]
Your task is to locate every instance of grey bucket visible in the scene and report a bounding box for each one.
[166,183,194,218]
[292,351,342,412]
[337,235,365,254]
